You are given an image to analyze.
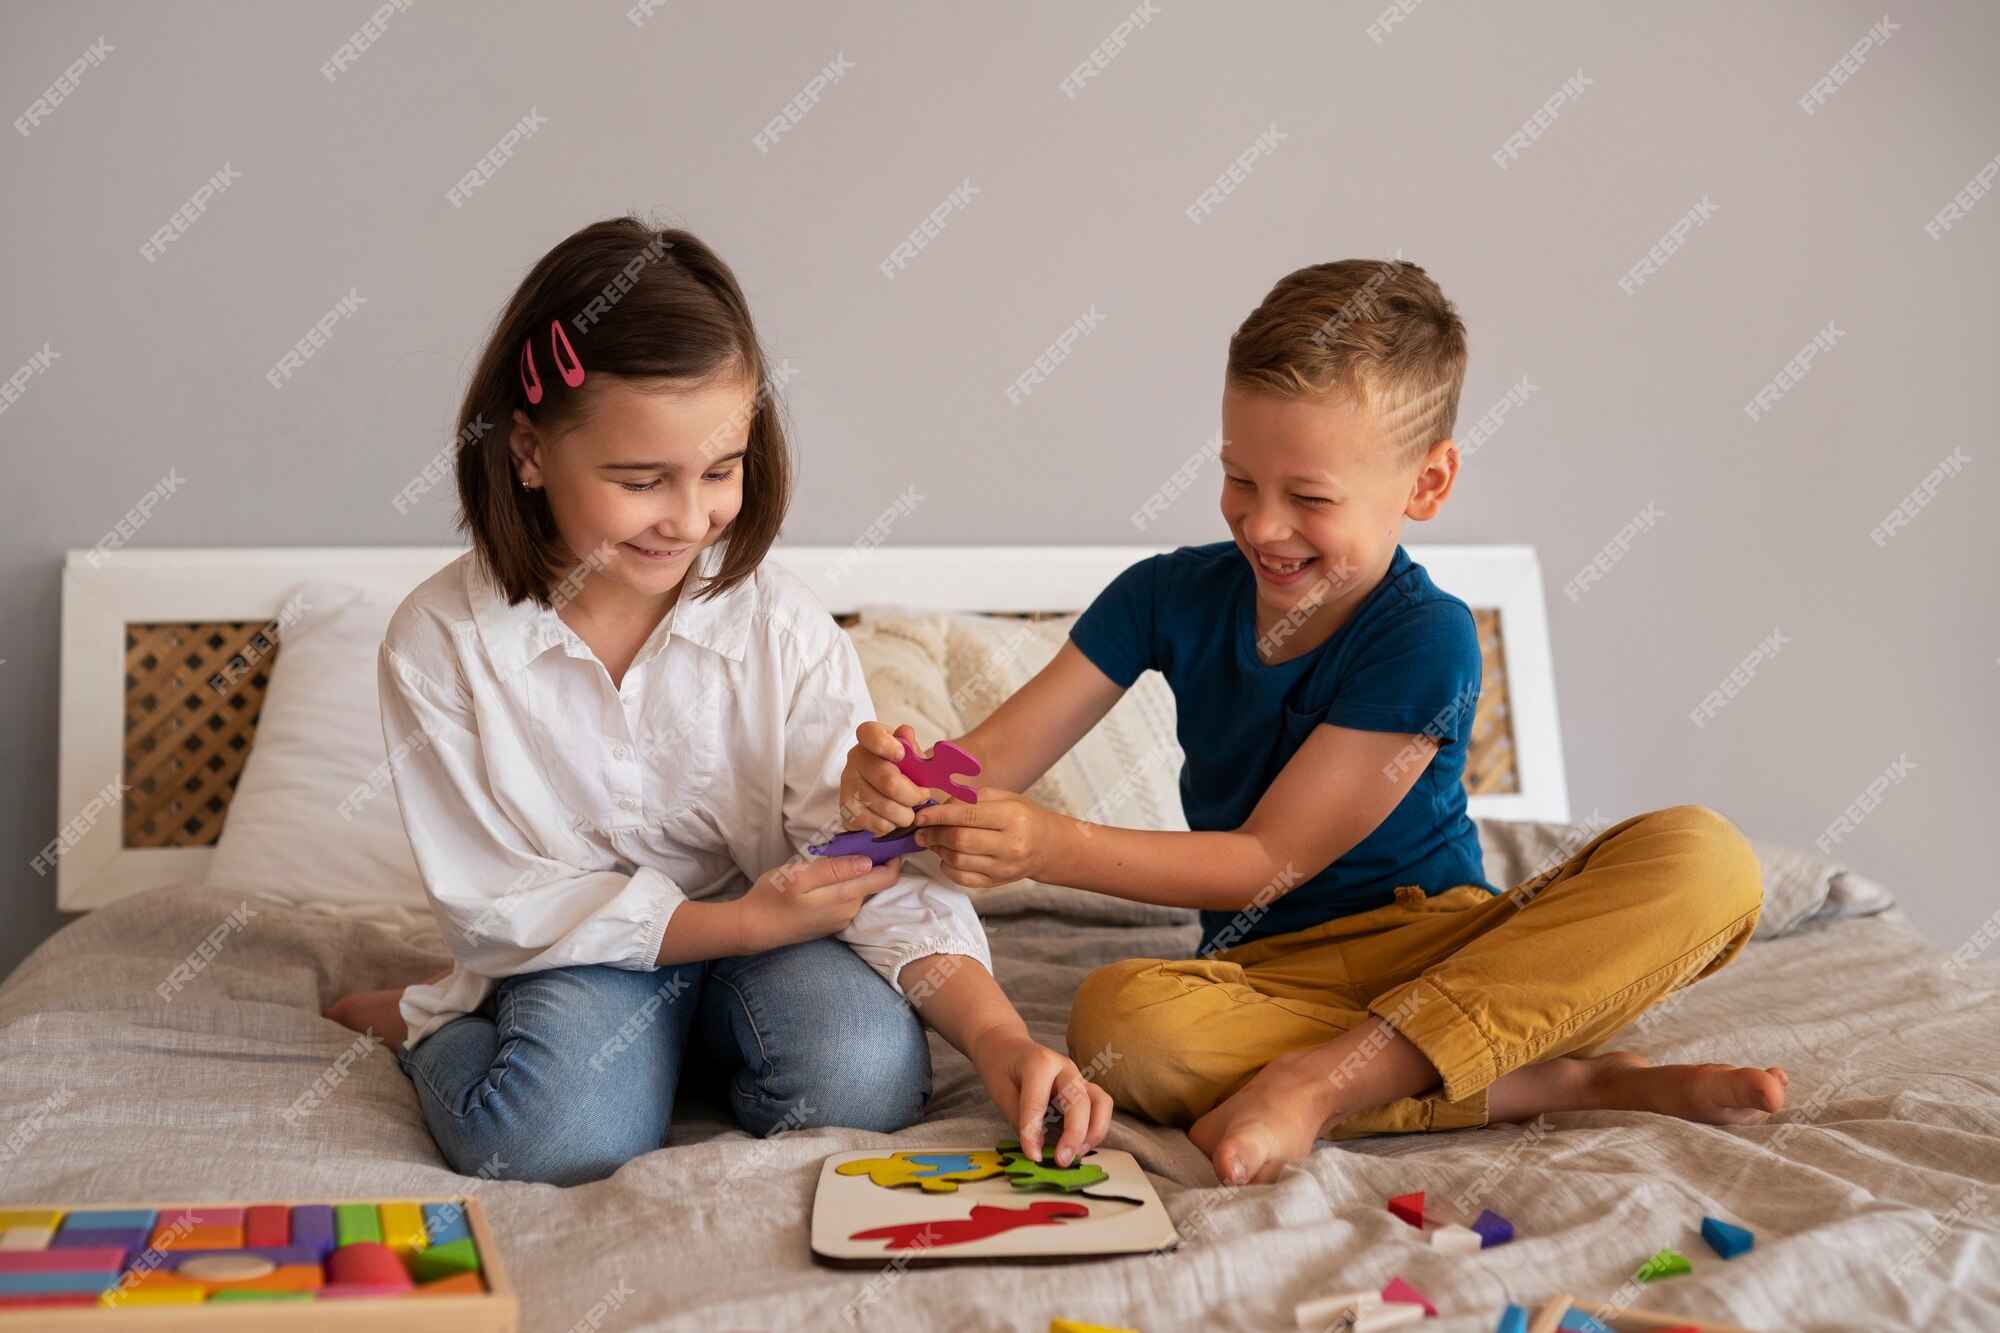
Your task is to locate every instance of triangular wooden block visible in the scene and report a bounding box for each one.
[1471,1208,1514,1248]
[1430,1223,1482,1253]
[1386,1191,1425,1228]
[1635,1247,1692,1282]
[1700,1215,1754,1260]
[1380,1275,1435,1316]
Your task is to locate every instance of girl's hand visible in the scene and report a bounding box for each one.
[841,723,932,834]
[967,1025,1114,1167]
[912,789,1058,887]
[732,854,902,953]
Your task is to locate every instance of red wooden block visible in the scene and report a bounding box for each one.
[325,1241,412,1292]
[245,1205,290,1248]
[0,1294,99,1308]
[1387,1191,1425,1229]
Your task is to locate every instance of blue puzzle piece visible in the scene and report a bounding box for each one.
[899,1153,980,1176]
[1701,1215,1754,1260]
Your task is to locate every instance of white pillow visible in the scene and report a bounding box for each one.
[203,578,432,931]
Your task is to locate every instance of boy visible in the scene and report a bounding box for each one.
[841,260,1787,1185]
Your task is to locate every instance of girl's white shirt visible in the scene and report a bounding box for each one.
[385,545,991,1054]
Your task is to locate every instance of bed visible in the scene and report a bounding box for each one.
[5,544,1996,1332]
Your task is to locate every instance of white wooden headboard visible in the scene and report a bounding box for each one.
[56,543,1568,910]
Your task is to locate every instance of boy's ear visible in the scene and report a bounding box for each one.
[509,409,546,489]
[1405,438,1459,520]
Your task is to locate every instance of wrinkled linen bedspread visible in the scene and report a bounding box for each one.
[3,824,1996,1332]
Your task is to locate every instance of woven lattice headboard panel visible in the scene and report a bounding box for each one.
[123,621,281,849]
[120,606,1516,849]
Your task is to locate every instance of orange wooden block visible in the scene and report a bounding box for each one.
[152,1223,244,1251]
[221,1263,325,1294]
[410,1270,487,1296]
[100,1270,207,1307]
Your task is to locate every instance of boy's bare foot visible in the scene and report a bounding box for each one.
[1489,1050,1790,1126]
[322,989,406,1051]
[1188,1048,1332,1185]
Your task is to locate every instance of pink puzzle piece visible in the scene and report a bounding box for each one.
[898,739,982,805]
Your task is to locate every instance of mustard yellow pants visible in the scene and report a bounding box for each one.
[1065,804,1763,1138]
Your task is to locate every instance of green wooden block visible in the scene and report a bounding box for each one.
[209,1290,316,1302]
[334,1202,382,1247]
[1636,1247,1692,1282]
[410,1236,481,1282]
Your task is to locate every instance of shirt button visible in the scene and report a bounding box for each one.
[619,797,638,812]
[613,745,631,761]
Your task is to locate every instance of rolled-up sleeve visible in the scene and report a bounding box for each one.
[780,631,993,994]
[379,643,687,977]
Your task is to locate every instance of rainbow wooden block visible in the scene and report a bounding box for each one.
[0,1196,514,1329]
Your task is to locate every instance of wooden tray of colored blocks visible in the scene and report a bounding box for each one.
[0,1196,514,1330]
[810,1142,1180,1266]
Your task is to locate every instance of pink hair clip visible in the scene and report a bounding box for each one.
[519,318,586,405]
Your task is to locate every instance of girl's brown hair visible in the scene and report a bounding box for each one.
[454,214,792,607]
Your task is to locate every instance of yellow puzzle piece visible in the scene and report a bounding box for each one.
[835,1150,1009,1193]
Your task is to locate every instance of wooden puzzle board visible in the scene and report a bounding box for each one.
[810,1147,1179,1266]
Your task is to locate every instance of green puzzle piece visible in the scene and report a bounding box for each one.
[1001,1155,1108,1192]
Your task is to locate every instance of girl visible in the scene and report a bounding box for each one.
[325,216,1110,1186]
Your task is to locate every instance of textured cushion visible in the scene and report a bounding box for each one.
[846,611,1198,926]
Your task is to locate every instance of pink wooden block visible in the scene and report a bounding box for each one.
[1381,1276,1436,1317]
[0,1248,127,1274]
[154,1207,244,1231]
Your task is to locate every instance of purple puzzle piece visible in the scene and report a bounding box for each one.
[896,738,982,804]
[808,807,933,865]
[806,740,984,864]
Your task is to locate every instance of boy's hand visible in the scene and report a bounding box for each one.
[967,1026,1113,1167]
[841,723,932,834]
[913,789,1059,888]
[732,854,902,952]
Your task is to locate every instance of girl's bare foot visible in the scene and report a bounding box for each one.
[1187,1049,1331,1185]
[322,989,407,1051]
[321,966,451,1054]
[1489,1050,1790,1126]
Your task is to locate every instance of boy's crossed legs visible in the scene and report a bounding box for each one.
[1067,804,1789,1184]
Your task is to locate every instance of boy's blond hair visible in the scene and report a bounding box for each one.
[1226,258,1468,472]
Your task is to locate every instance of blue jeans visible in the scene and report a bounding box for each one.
[395,937,932,1186]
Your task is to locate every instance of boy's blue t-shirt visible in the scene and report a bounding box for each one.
[1068,541,1496,953]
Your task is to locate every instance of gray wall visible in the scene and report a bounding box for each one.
[4,1,1995,980]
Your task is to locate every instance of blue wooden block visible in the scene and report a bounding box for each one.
[1471,1208,1514,1248]
[420,1203,471,1248]
[1701,1215,1754,1260]
[0,1270,121,1296]
[1495,1304,1529,1333]
[1557,1310,1612,1333]
[54,1210,155,1232]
